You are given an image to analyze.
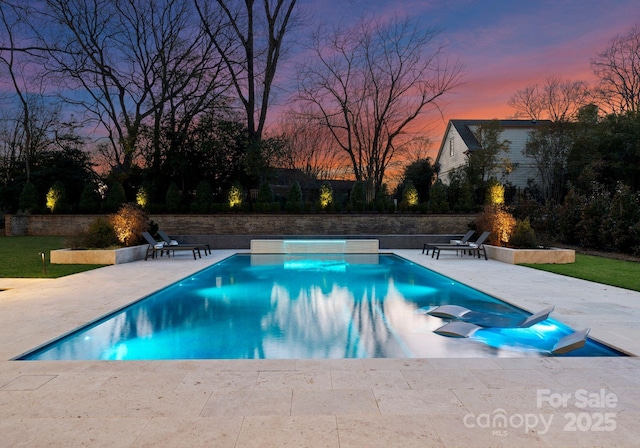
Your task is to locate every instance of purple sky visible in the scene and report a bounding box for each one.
[299,0,640,148]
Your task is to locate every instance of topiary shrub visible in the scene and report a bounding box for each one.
[18,181,39,213]
[374,184,393,213]
[508,218,539,249]
[112,203,148,246]
[85,217,119,248]
[349,180,366,212]
[254,180,279,213]
[191,180,213,213]
[78,183,102,213]
[103,181,126,213]
[165,182,182,213]
[429,179,449,213]
[284,182,303,213]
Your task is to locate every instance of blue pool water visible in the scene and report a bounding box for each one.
[19,254,623,360]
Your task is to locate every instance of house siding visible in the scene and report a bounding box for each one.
[436,125,469,184]
[435,120,550,189]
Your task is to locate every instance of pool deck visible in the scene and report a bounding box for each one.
[1,249,639,447]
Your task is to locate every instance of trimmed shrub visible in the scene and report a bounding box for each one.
[429,180,449,213]
[508,218,539,248]
[165,182,182,213]
[85,217,119,248]
[78,183,102,213]
[103,181,126,213]
[349,180,366,212]
[191,180,213,213]
[284,182,303,213]
[257,180,274,203]
[374,184,393,213]
[18,181,39,213]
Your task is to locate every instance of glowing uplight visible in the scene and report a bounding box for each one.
[136,187,148,208]
[228,185,242,208]
[488,183,505,205]
[319,183,333,209]
[45,187,62,212]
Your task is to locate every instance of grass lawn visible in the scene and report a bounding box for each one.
[0,235,106,278]
[523,253,640,292]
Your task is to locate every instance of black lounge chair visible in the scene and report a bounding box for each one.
[158,230,211,255]
[427,305,555,328]
[142,231,201,260]
[432,231,491,260]
[423,230,474,255]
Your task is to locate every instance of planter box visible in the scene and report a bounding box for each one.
[50,245,148,265]
[485,245,575,264]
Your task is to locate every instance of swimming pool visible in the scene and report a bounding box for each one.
[18,254,623,360]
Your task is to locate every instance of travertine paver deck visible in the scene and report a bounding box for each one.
[1,248,639,447]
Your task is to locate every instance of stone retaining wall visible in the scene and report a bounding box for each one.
[5,213,476,249]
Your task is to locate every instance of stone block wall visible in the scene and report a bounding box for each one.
[4,213,476,249]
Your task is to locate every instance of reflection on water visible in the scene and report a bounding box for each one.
[21,254,622,360]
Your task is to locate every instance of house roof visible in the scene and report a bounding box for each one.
[436,119,552,160]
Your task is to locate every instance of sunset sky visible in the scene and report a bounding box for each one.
[299,0,640,149]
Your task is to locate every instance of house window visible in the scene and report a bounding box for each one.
[449,138,454,157]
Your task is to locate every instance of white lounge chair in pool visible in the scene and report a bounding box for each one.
[551,328,590,355]
[434,322,591,355]
[427,305,555,328]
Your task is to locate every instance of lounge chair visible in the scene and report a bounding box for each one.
[158,230,211,255]
[423,230,474,255]
[432,231,491,260]
[434,321,591,355]
[551,328,590,355]
[142,231,201,260]
[427,305,555,328]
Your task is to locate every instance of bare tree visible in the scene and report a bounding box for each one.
[276,109,349,180]
[0,1,45,182]
[195,0,300,144]
[508,76,592,122]
[591,23,640,114]
[295,14,463,195]
[42,0,229,178]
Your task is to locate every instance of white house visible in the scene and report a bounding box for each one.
[435,119,552,188]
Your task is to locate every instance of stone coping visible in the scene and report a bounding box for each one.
[50,244,148,265]
[485,245,575,264]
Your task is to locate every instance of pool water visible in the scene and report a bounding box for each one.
[19,254,623,360]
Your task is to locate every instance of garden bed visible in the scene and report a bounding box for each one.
[485,245,575,264]
[50,245,147,265]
